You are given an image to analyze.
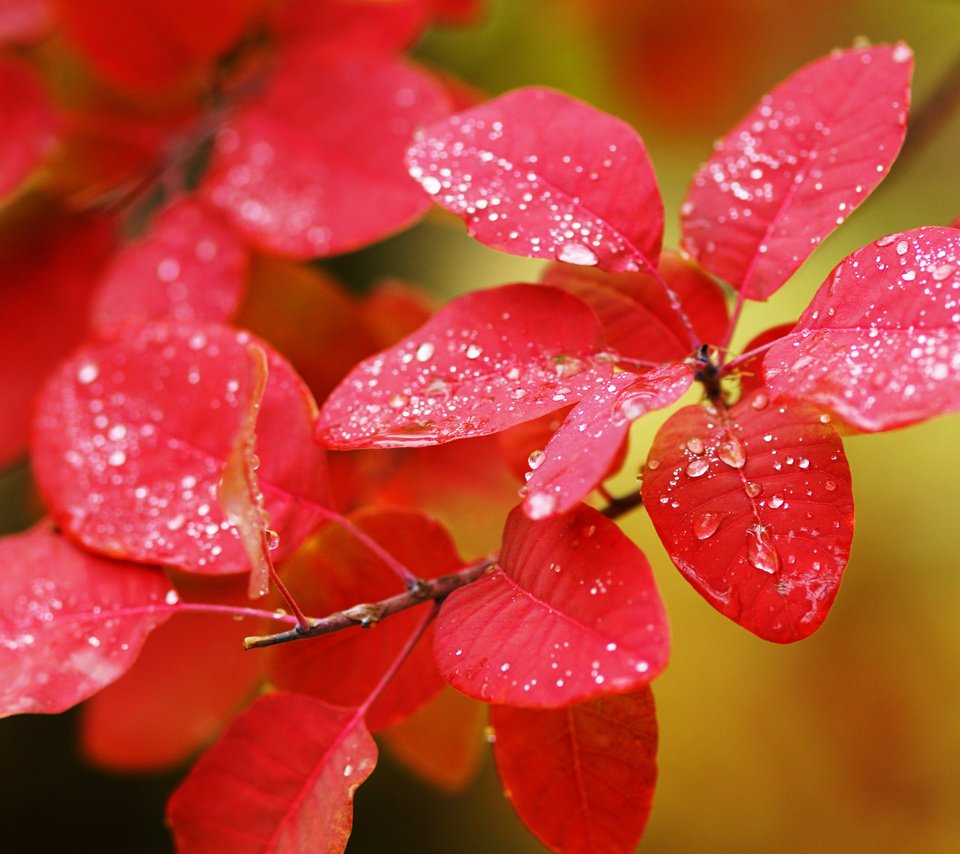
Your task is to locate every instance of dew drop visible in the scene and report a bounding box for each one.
[685,458,709,478]
[558,243,598,266]
[685,437,705,455]
[526,492,557,519]
[746,526,779,573]
[527,449,546,470]
[415,342,435,362]
[751,392,769,410]
[744,481,763,498]
[875,234,898,247]
[77,362,99,385]
[265,529,280,551]
[718,437,746,469]
[768,494,785,509]
[824,480,838,492]
[421,175,442,195]
[465,344,483,359]
[693,512,723,540]
[646,459,661,471]
[164,589,180,606]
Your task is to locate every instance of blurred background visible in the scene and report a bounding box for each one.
[2,0,960,851]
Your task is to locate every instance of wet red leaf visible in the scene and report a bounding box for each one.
[434,504,669,706]
[682,44,913,300]
[0,522,174,717]
[524,364,693,519]
[0,0,53,44]
[32,322,331,574]
[642,392,854,642]
[0,211,114,468]
[90,197,247,333]
[167,691,376,854]
[201,50,450,258]
[268,507,461,730]
[733,322,796,399]
[0,56,59,200]
[316,284,613,449]
[491,688,657,854]
[407,86,663,273]
[764,227,960,431]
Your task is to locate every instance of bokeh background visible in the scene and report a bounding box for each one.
[2,0,960,851]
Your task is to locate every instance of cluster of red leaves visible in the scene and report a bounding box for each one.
[2,6,959,851]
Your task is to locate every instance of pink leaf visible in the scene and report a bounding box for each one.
[434,504,669,706]
[90,197,247,333]
[201,50,450,258]
[541,249,729,360]
[682,44,913,300]
[167,692,376,854]
[0,522,174,717]
[407,87,663,273]
[0,0,54,44]
[32,322,331,574]
[316,283,614,449]
[491,689,657,854]
[764,227,960,431]
[524,364,693,519]
[641,392,854,642]
[0,56,59,200]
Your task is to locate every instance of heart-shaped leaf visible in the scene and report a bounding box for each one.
[201,50,450,258]
[167,692,376,854]
[642,392,854,642]
[490,688,658,854]
[316,283,613,449]
[434,504,669,706]
[682,44,913,299]
[523,364,693,519]
[32,322,331,574]
[764,226,960,431]
[407,86,663,273]
[0,522,174,717]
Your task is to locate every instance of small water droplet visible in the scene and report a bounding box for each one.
[768,494,784,509]
[746,526,779,573]
[824,480,838,492]
[484,725,497,744]
[744,481,763,498]
[77,362,99,384]
[465,344,483,359]
[265,529,280,551]
[164,590,180,606]
[685,437,705,455]
[558,243,598,266]
[686,458,709,478]
[895,239,909,256]
[526,492,557,519]
[751,392,769,410]
[693,512,724,540]
[646,459,660,471]
[527,449,546,470]
[415,342,435,362]
[421,175,442,195]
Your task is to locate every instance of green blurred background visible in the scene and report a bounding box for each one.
[3,0,960,851]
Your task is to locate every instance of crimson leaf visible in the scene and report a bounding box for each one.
[491,688,657,854]
[0,56,58,199]
[434,504,669,706]
[0,522,174,717]
[316,283,613,448]
[682,43,912,300]
[407,86,663,273]
[167,692,376,853]
[764,226,960,431]
[642,392,854,642]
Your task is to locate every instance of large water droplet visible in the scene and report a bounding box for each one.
[685,437,705,455]
[527,449,546,470]
[686,458,709,478]
[744,481,763,498]
[718,436,746,468]
[746,526,779,573]
[693,512,724,540]
[558,243,598,266]
[526,492,557,519]
[415,342,435,362]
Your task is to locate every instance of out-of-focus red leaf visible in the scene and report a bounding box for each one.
[80,584,264,771]
[201,50,451,259]
[236,255,377,404]
[0,57,59,199]
[167,691,376,854]
[524,364,693,519]
[272,0,431,55]
[764,227,960,431]
[53,0,269,91]
[32,322,331,574]
[357,279,433,349]
[0,522,173,717]
[0,0,53,44]
[0,211,113,468]
[430,0,483,24]
[496,406,572,482]
[435,504,669,707]
[541,249,729,361]
[491,688,657,854]
[407,87,663,273]
[642,392,854,642]
[317,284,613,449]
[90,197,247,333]
[733,322,795,399]
[269,507,461,730]
[379,686,485,791]
[682,44,913,300]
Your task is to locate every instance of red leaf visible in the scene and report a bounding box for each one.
[733,322,796,399]
[90,197,247,333]
[0,56,59,200]
[32,322,331,574]
[434,504,669,707]
[53,0,269,91]
[316,284,613,449]
[541,249,729,360]
[524,365,693,519]
[406,87,663,273]
[0,522,174,717]
[80,599,264,771]
[682,44,913,299]
[167,692,376,854]
[201,51,451,258]
[430,0,483,24]
[764,227,960,431]
[0,212,113,468]
[491,689,657,854]
[496,406,573,482]
[268,507,461,730]
[641,392,854,642]
[0,0,53,44]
